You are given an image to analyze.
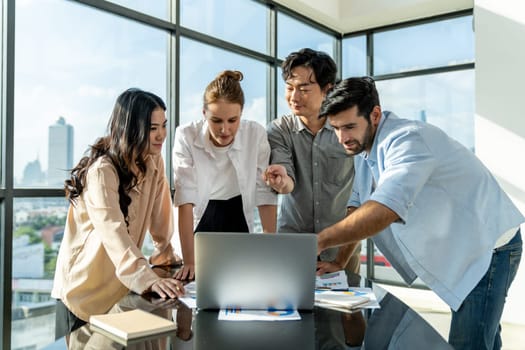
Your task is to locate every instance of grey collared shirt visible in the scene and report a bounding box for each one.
[267,114,354,262]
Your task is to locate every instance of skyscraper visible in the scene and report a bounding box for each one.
[419,109,427,123]
[47,116,74,186]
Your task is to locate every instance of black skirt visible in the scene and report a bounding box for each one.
[195,194,249,233]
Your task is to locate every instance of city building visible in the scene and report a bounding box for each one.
[20,158,45,186]
[47,117,74,187]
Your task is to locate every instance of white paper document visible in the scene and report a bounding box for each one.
[178,281,197,309]
[218,308,301,321]
[315,270,349,290]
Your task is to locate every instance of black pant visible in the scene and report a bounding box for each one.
[195,195,249,233]
[55,299,86,340]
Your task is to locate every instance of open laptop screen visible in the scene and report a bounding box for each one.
[194,232,317,310]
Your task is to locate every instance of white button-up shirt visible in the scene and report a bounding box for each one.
[173,119,277,232]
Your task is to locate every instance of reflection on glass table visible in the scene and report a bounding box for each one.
[57,268,451,350]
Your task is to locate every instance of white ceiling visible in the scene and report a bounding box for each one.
[274,0,473,33]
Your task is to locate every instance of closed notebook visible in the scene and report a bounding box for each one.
[89,309,176,342]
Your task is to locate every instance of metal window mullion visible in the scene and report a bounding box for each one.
[268,4,277,122]
[334,33,343,81]
[367,32,373,77]
[178,26,275,65]
[166,0,178,190]
[372,63,475,81]
[253,0,338,37]
[72,0,176,32]
[1,0,15,347]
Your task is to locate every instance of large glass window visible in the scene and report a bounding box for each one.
[341,13,475,284]
[376,70,475,151]
[105,0,169,20]
[373,16,474,75]
[181,0,268,54]
[179,38,268,127]
[12,1,167,347]
[276,68,290,119]
[277,12,335,60]
[342,35,367,78]
[14,0,167,188]
[11,197,68,349]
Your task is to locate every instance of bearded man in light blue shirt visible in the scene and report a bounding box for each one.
[317,77,523,350]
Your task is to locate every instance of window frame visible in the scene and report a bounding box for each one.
[343,9,474,287]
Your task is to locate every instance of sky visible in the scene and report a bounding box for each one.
[12,0,474,182]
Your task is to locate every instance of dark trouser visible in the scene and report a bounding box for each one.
[55,299,86,340]
[449,229,522,350]
[195,195,249,233]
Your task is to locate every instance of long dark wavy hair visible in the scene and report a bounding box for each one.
[64,88,166,221]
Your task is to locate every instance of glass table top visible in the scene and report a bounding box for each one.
[64,269,452,349]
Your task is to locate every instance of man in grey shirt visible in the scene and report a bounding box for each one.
[264,48,359,276]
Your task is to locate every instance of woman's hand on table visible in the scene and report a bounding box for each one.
[173,264,195,281]
[150,278,185,299]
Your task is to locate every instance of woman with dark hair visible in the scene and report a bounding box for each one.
[173,70,277,281]
[51,88,184,343]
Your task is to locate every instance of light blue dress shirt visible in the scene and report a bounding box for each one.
[349,112,524,310]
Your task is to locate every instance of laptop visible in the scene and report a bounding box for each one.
[194,232,317,310]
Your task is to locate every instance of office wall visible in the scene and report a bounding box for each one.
[340,0,472,32]
[475,0,525,325]
[275,0,472,32]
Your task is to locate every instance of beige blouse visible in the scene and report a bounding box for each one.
[51,154,179,321]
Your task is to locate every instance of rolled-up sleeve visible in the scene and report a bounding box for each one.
[370,132,437,223]
[348,187,361,208]
[267,121,296,183]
